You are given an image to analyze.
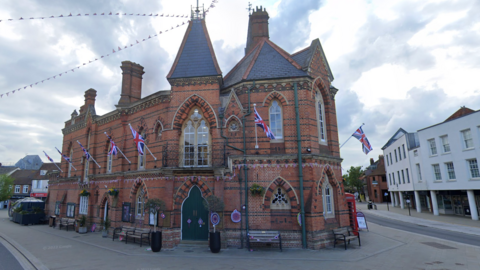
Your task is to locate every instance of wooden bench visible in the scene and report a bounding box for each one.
[247,230,282,251]
[59,218,75,231]
[112,226,135,242]
[333,227,360,250]
[126,228,151,247]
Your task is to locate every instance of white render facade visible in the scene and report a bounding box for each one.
[382,108,480,220]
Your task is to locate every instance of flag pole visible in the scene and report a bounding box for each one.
[76,140,101,168]
[254,104,258,149]
[339,123,365,149]
[104,132,131,164]
[43,151,63,172]
[128,123,157,160]
[55,147,77,171]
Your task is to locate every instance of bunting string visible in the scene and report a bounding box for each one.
[0,0,219,99]
[0,12,190,23]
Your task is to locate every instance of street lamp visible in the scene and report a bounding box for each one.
[384,192,389,211]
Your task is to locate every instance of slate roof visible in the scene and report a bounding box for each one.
[15,155,43,170]
[167,19,222,79]
[223,39,308,88]
[0,166,18,175]
[11,170,38,185]
[36,163,60,180]
[291,48,310,67]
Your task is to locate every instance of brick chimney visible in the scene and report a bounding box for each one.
[245,6,269,54]
[118,61,145,106]
[370,158,374,165]
[79,89,97,114]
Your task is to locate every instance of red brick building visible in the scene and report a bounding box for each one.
[365,156,389,203]
[46,7,348,249]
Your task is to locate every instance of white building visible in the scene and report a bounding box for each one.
[383,107,480,220]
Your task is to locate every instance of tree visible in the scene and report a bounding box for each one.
[0,174,14,202]
[344,166,364,196]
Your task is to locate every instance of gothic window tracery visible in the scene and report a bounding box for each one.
[182,108,210,167]
[270,187,291,210]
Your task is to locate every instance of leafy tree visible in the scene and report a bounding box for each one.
[344,166,364,196]
[0,174,14,202]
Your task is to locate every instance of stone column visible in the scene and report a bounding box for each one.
[430,190,439,216]
[414,191,422,213]
[467,190,479,221]
[390,192,395,207]
[399,192,405,209]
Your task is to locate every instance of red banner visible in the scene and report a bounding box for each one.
[30,193,48,197]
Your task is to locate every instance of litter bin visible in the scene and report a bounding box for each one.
[368,201,373,210]
[49,216,56,227]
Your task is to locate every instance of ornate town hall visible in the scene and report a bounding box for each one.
[46,6,347,249]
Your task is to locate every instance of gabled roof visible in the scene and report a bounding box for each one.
[0,166,19,176]
[291,39,334,82]
[11,170,38,185]
[444,106,475,122]
[15,155,43,170]
[167,19,222,80]
[223,39,307,88]
[381,128,408,150]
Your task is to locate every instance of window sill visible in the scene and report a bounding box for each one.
[429,154,438,158]
[270,139,284,143]
[324,214,335,219]
[441,152,451,155]
[463,147,475,152]
[433,180,443,183]
[446,179,457,182]
[469,177,480,181]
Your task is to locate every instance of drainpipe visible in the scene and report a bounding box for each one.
[294,82,307,249]
[220,82,255,248]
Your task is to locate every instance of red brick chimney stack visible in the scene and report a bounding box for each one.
[245,6,269,54]
[370,158,374,165]
[79,88,97,114]
[118,61,145,106]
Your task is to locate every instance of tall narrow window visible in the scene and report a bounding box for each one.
[428,139,437,155]
[398,147,402,161]
[392,173,395,184]
[136,188,145,216]
[468,159,480,178]
[182,109,210,167]
[55,201,61,215]
[461,129,474,149]
[316,92,326,143]
[138,131,146,170]
[107,143,113,173]
[445,162,456,180]
[68,148,73,177]
[432,164,442,180]
[397,171,401,184]
[324,183,334,216]
[269,100,283,140]
[441,135,450,153]
[416,164,422,181]
[386,156,389,166]
[401,170,405,184]
[79,196,88,215]
[389,153,393,164]
[389,174,392,185]
[394,150,398,162]
[406,168,410,183]
[402,144,406,159]
[84,132,91,181]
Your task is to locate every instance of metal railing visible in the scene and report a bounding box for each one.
[162,143,226,168]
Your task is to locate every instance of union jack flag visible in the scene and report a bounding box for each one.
[254,107,275,140]
[77,141,91,160]
[129,125,145,155]
[352,126,373,155]
[56,147,72,163]
[106,135,118,156]
[43,151,54,162]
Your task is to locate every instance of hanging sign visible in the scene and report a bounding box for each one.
[356,212,368,230]
[231,209,241,223]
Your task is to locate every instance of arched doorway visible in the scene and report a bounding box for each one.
[182,186,208,240]
[104,200,109,221]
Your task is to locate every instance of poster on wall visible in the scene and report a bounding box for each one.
[122,203,131,222]
[149,213,155,226]
[356,212,368,231]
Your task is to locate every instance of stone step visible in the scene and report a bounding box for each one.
[179,240,208,247]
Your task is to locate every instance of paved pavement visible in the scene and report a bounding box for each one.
[357,202,480,236]
[1,209,480,270]
[0,241,23,270]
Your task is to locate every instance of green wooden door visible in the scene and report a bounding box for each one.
[182,186,209,240]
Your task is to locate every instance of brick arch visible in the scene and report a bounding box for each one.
[129,178,150,200]
[172,94,218,130]
[172,177,213,211]
[99,192,111,208]
[263,177,299,210]
[224,114,243,128]
[310,75,329,100]
[262,91,289,107]
[316,164,342,196]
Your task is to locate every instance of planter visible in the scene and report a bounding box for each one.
[150,231,162,252]
[79,227,87,234]
[102,229,109,238]
[209,232,221,253]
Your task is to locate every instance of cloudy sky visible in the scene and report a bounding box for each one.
[1,0,479,172]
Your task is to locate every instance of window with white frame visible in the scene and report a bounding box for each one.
[68,148,73,177]
[182,108,210,167]
[23,185,28,193]
[40,170,47,175]
[315,92,326,143]
[445,162,456,180]
[270,187,291,210]
[107,143,113,173]
[467,159,479,178]
[428,139,437,155]
[79,196,88,215]
[416,164,422,181]
[432,164,442,181]
[398,147,402,161]
[66,203,75,217]
[55,201,61,215]
[136,188,145,216]
[461,129,474,149]
[406,168,410,183]
[15,185,20,193]
[269,100,283,140]
[441,135,450,153]
[323,179,334,217]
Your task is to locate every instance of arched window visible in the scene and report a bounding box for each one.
[138,130,146,170]
[316,92,327,144]
[155,121,163,140]
[269,100,283,140]
[68,147,73,177]
[323,177,334,217]
[182,108,210,167]
[136,188,145,217]
[270,187,291,210]
[107,143,113,173]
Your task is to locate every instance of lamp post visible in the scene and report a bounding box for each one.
[384,192,389,211]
